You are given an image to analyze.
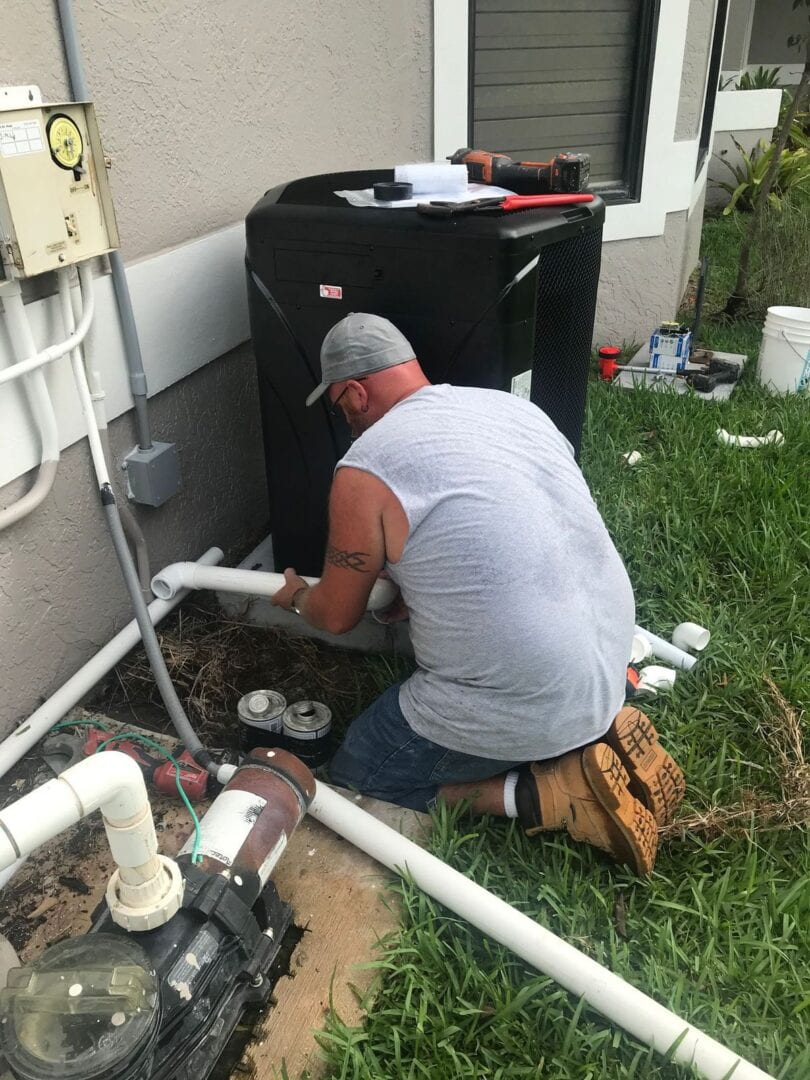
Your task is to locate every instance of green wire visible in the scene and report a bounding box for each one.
[49,719,203,864]
[51,717,114,733]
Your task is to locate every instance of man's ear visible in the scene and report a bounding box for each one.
[347,379,369,407]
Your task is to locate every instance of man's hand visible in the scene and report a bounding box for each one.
[373,589,410,624]
[272,568,309,611]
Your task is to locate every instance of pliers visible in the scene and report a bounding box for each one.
[417,193,594,218]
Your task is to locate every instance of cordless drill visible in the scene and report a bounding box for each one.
[42,724,209,800]
[450,148,590,195]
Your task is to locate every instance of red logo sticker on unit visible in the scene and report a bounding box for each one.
[319,284,343,300]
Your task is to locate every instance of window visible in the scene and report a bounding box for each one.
[468,0,661,202]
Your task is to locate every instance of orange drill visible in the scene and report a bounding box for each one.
[450,148,590,195]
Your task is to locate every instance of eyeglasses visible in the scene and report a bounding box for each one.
[327,377,366,418]
[328,386,349,418]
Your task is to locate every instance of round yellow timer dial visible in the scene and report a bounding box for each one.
[46,114,83,171]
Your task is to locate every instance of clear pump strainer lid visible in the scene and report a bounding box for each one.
[0,934,160,1080]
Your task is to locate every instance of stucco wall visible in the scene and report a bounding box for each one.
[0,347,267,735]
[1,0,433,262]
[595,211,693,345]
[0,0,432,738]
[676,0,717,140]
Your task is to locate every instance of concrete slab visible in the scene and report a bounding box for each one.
[0,720,429,1080]
[615,348,748,400]
[242,790,430,1080]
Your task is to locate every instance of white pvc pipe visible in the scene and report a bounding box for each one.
[151,562,398,612]
[58,266,109,486]
[0,752,150,868]
[0,283,61,531]
[634,625,697,672]
[0,546,224,782]
[0,270,95,387]
[0,752,183,928]
[716,428,784,449]
[309,782,775,1080]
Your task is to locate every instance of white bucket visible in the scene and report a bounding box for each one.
[758,306,810,393]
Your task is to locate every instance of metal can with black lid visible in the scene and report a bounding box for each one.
[237,690,287,752]
[282,700,332,768]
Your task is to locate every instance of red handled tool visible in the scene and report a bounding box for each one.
[42,724,209,800]
[417,193,594,218]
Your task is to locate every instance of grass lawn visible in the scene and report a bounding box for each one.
[314,215,810,1077]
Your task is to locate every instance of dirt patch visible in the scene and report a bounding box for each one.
[95,605,414,750]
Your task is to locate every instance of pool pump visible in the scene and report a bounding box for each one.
[0,749,314,1080]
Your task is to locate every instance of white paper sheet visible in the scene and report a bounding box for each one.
[335,182,515,209]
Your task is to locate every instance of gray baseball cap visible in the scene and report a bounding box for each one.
[305,313,416,406]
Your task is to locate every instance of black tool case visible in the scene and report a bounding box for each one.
[246,169,604,574]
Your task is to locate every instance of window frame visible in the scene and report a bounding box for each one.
[696,0,729,178]
[465,0,662,205]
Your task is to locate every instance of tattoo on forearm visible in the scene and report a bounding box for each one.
[326,544,371,573]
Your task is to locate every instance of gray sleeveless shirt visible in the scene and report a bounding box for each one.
[338,385,634,760]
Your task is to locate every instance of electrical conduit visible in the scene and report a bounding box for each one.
[309,782,774,1080]
[56,266,220,777]
[0,546,222,782]
[56,0,153,451]
[63,266,152,598]
[0,283,61,531]
[0,274,95,387]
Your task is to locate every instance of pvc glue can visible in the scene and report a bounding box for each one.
[282,700,332,768]
[237,690,287,752]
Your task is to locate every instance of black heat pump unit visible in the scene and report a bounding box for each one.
[246,170,604,575]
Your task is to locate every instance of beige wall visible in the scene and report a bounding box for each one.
[0,1,432,738]
[596,211,694,347]
[676,0,717,141]
[1,0,432,262]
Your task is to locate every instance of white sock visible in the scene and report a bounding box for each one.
[502,769,521,818]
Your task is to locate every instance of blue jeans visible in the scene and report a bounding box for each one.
[328,682,524,811]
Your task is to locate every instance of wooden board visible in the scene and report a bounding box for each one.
[241,793,430,1080]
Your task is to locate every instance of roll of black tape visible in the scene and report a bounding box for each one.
[373,181,413,202]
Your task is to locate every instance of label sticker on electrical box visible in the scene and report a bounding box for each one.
[510,369,532,400]
[0,120,44,157]
[319,284,343,300]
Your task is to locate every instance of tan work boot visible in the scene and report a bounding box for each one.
[603,707,686,826]
[516,744,658,876]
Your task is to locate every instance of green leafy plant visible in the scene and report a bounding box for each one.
[713,136,810,213]
[780,87,810,149]
[724,0,810,314]
[736,65,783,90]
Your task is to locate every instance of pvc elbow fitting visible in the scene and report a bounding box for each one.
[151,561,197,600]
[716,428,784,448]
[638,665,677,692]
[672,621,710,652]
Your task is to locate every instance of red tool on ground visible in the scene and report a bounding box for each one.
[42,724,209,800]
[417,193,594,218]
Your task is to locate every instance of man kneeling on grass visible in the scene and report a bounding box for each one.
[273,314,685,875]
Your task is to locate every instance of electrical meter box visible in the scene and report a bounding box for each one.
[0,99,119,278]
